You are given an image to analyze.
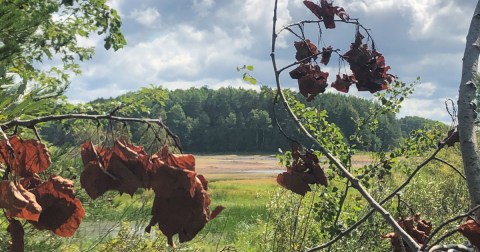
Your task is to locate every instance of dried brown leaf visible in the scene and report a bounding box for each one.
[30,175,84,237]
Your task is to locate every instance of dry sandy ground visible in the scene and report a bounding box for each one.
[194,155,283,175]
[193,154,373,179]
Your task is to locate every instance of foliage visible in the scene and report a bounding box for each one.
[0,0,126,121]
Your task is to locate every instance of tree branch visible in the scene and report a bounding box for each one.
[0,113,183,153]
[306,147,443,251]
[271,1,419,250]
[432,157,466,180]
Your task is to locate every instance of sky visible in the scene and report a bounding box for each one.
[66,0,478,124]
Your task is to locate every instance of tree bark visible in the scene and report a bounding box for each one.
[458,0,480,220]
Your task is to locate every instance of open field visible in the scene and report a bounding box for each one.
[20,154,379,251]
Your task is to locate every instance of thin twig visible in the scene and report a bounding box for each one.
[433,157,466,180]
[273,91,301,145]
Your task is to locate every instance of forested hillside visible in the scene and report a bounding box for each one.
[42,86,443,153]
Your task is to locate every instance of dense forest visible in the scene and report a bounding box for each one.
[41,86,442,153]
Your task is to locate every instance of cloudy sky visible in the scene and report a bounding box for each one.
[66,0,477,123]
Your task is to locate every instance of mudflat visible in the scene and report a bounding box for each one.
[194,155,282,175]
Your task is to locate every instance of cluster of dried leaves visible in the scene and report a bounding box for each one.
[340,31,395,93]
[277,144,328,196]
[289,1,395,100]
[290,40,330,101]
[382,214,432,252]
[80,140,224,247]
[0,136,84,251]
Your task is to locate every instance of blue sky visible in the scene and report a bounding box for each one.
[66,0,477,123]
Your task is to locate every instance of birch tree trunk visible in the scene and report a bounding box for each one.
[458,0,480,220]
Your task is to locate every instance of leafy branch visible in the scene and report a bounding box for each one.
[270,0,420,250]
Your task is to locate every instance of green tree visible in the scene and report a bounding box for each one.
[0,0,126,121]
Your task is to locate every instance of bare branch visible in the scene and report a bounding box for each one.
[433,157,466,180]
[0,113,183,153]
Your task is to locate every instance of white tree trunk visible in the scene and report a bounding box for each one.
[458,0,480,219]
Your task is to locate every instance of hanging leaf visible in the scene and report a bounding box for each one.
[303,0,350,29]
[29,176,85,237]
[276,145,328,195]
[277,171,312,196]
[382,214,432,251]
[331,74,355,93]
[0,181,42,222]
[297,64,329,101]
[320,46,333,65]
[0,136,51,177]
[438,128,459,147]
[79,141,223,246]
[146,174,223,247]
[294,39,318,63]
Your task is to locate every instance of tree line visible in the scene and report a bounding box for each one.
[40,86,443,153]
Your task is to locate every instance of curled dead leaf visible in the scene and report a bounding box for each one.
[277,145,328,195]
[438,128,459,148]
[29,175,84,237]
[277,171,312,196]
[0,180,42,222]
[79,141,222,246]
[294,39,318,63]
[145,146,223,247]
[303,0,349,29]
[146,174,223,247]
[291,63,328,101]
[320,46,333,65]
[331,74,355,93]
[80,162,117,199]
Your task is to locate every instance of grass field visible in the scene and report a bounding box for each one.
[23,153,382,251]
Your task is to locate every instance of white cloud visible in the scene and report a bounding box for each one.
[398,98,451,123]
[64,1,477,123]
[130,7,161,26]
[412,82,436,98]
[335,0,469,41]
